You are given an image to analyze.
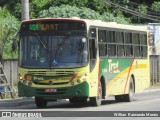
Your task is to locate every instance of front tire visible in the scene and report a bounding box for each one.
[35,97,48,108]
[90,82,102,106]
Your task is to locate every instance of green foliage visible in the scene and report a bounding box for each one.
[0,6,19,59]
[39,5,130,24]
[152,2,160,11]
[1,0,159,58]
[31,0,109,18]
[137,4,147,15]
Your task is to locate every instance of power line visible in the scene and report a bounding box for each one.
[116,0,160,16]
[105,0,160,22]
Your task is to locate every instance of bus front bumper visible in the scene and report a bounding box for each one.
[18,81,89,99]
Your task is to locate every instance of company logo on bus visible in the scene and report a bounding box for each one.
[108,60,120,73]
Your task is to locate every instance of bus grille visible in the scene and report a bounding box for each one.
[27,70,75,85]
[33,82,69,85]
[27,70,75,76]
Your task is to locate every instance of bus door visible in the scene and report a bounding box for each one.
[89,28,100,96]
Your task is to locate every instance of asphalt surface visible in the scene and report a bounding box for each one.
[0,86,159,107]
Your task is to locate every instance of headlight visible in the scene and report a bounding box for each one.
[19,76,23,80]
[77,79,81,84]
[24,74,33,81]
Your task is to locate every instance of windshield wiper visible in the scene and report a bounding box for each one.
[52,36,69,65]
[35,33,47,51]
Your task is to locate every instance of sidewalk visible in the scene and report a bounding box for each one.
[139,86,160,93]
[0,97,34,107]
[0,86,160,107]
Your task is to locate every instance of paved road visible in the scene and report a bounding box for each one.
[0,87,160,120]
[1,89,160,111]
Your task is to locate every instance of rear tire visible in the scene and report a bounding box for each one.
[35,97,48,108]
[124,76,135,102]
[90,82,102,106]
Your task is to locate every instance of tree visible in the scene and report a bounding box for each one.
[0,6,19,59]
[39,5,130,24]
[152,2,160,12]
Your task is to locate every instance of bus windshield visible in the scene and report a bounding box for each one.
[19,35,88,68]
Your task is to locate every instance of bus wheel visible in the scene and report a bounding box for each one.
[69,97,78,103]
[35,97,48,108]
[124,77,135,102]
[90,82,102,106]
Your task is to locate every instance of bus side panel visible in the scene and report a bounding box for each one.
[100,58,132,96]
[100,58,150,96]
[125,59,150,94]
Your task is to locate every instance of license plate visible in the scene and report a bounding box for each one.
[45,88,57,93]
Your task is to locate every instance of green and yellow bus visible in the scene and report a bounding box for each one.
[17,17,150,108]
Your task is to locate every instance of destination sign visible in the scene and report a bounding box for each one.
[20,20,86,31]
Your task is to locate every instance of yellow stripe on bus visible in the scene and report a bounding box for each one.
[106,64,147,91]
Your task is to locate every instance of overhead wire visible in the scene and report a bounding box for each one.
[116,0,160,16]
[105,0,160,22]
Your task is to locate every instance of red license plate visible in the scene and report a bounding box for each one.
[45,88,57,93]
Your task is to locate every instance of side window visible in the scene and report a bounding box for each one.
[133,33,141,58]
[98,30,106,42]
[116,31,124,43]
[140,34,147,45]
[125,32,132,44]
[98,29,107,57]
[133,33,139,44]
[140,34,147,58]
[108,44,116,57]
[134,46,140,57]
[125,32,133,57]
[126,45,133,57]
[107,31,115,43]
[117,45,125,57]
[99,44,107,56]
[116,31,125,57]
[107,30,117,57]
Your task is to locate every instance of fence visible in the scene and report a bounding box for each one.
[150,55,160,86]
[3,59,18,89]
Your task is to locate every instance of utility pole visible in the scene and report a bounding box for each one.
[21,0,29,21]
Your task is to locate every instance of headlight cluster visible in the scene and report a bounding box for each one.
[19,74,33,86]
[70,74,87,86]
